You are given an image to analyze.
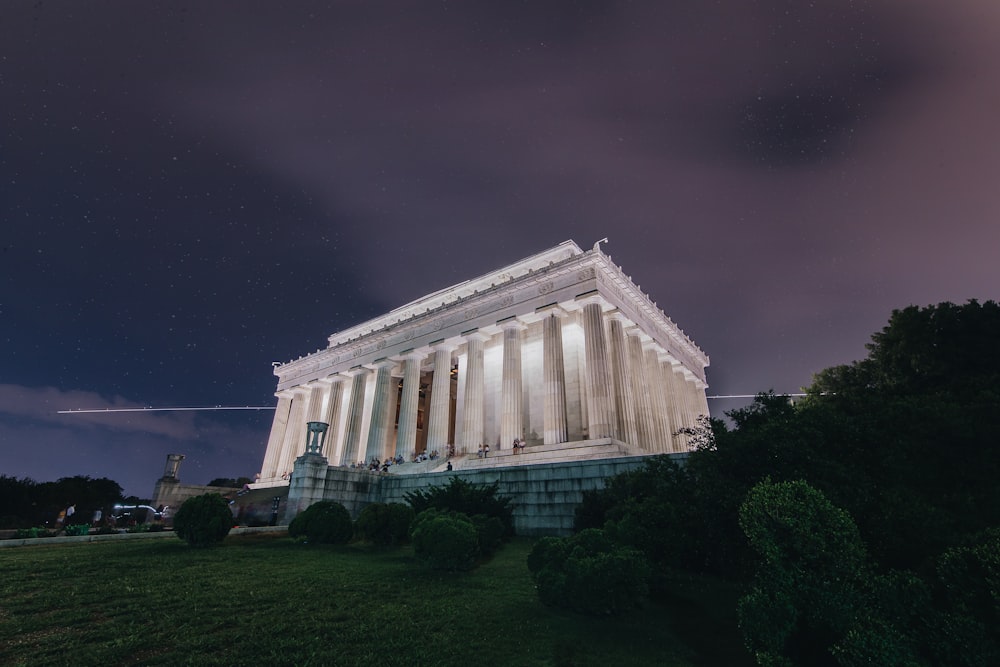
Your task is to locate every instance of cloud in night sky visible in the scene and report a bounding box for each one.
[2,1,998,496]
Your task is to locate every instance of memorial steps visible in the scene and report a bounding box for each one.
[415,438,645,473]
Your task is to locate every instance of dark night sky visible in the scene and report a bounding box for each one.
[2,2,997,497]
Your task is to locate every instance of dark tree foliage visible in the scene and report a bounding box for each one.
[354,502,414,547]
[410,509,479,571]
[173,493,233,547]
[288,500,353,545]
[575,455,716,575]
[573,301,1000,664]
[738,479,873,666]
[527,528,650,615]
[0,475,123,529]
[404,476,514,537]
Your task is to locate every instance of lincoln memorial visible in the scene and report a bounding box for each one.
[250,240,710,533]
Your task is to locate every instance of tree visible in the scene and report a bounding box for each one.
[404,477,514,537]
[0,475,123,528]
[527,528,650,615]
[738,479,873,666]
[173,494,233,547]
[288,501,353,545]
[410,509,479,571]
[354,502,414,547]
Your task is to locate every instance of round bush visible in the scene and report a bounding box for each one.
[528,528,650,615]
[288,501,353,545]
[173,493,233,547]
[471,514,505,557]
[411,510,479,571]
[355,502,414,547]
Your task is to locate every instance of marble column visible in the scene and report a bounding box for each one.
[626,330,655,451]
[394,351,424,460]
[661,358,685,452]
[321,377,346,462]
[364,360,395,462]
[260,392,292,480]
[608,313,638,445]
[695,378,710,419]
[500,320,526,450]
[460,332,488,451]
[542,308,568,445]
[303,384,324,425]
[277,389,308,479]
[339,368,368,465]
[671,365,694,449]
[580,298,614,439]
[643,345,671,453]
[426,343,455,452]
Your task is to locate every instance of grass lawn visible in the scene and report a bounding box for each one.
[0,534,752,666]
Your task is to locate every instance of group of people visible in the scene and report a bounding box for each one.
[412,450,440,463]
[477,439,528,458]
[343,450,449,472]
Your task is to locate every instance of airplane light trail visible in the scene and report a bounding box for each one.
[57,406,276,414]
[706,394,807,399]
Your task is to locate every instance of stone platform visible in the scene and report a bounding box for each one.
[282,447,687,536]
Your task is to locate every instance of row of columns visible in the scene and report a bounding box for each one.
[259,300,708,482]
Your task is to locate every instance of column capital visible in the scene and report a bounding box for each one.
[575,292,611,310]
[498,316,528,332]
[363,357,396,371]
[462,330,491,343]
[643,339,666,354]
[540,304,569,318]
[625,326,652,342]
[607,310,635,326]
[429,339,459,353]
[520,303,569,323]
[391,348,427,363]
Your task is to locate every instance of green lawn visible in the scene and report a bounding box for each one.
[0,534,751,666]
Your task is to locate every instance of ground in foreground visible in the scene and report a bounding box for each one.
[0,534,750,666]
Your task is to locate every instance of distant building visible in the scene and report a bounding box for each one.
[254,240,709,486]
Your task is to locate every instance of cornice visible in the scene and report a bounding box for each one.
[273,240,710,389]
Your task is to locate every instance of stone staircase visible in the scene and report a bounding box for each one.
[417,438,643,474]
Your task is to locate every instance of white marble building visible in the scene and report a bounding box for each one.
[255,240,709,484]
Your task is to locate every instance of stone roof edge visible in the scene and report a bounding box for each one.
[273,242,709,386]
[327,239,584,346]
[591,251,710,375]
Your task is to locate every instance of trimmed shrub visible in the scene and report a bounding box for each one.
[411,509,478,571]
[737,479,870,666]
[405,477,514,537]
[288,501,353,545]
[471,514,505,557]
[173,493,233,547]
[527,528,650,615]
[354,502,414,547]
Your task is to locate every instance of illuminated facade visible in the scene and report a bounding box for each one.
[255,240,709,484]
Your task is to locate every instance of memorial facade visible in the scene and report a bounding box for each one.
[254,240,710,485]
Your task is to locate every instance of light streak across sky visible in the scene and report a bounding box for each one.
[57,406,277,414]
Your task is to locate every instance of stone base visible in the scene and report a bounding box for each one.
[285,451,688,536]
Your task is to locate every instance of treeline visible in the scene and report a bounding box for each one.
[562,300,1000,665]
[0,475,125,529]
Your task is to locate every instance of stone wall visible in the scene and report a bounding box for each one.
[285,453,687,536]
[152,479,242,510]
